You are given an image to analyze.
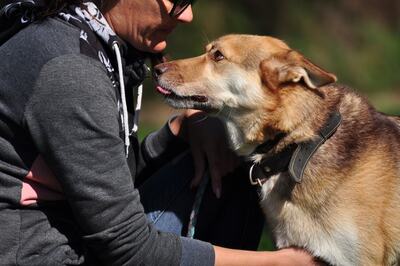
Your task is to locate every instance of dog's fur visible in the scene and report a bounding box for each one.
[154,34,400,266]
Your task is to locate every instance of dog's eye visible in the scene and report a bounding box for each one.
[213,50,225,62]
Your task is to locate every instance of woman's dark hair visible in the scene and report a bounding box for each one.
[0,0,114,45]
[36,0,108,20]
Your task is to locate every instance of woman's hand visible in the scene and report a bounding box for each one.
[169,109,239,198]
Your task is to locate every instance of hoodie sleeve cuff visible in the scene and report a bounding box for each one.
[142,115,187,160]
[180,237,215,266]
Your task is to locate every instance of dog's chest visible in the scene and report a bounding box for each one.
[259,173,360,266]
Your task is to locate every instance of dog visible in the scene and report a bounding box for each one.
[153,34,400,266]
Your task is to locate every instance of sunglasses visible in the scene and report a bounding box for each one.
[169,0,196,18]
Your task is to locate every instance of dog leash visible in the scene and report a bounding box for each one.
[186,173,209,238]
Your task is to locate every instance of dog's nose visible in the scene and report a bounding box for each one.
[153,64,169,79]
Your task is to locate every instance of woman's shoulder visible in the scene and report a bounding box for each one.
[2,16,113,92]
[0,17,93,84]
[8,17,82,59]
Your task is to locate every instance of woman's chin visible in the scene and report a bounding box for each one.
[148,40,167,53]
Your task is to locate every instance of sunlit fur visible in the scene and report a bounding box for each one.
[155,34,400,266]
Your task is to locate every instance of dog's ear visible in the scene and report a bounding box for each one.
[261,50,337,90]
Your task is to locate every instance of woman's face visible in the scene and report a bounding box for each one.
[103,0,193,53]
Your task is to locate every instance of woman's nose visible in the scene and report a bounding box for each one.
[176,5,193,23]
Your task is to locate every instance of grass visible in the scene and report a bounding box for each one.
[258,226,276,251]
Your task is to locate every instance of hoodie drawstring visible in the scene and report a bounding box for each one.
[113,42,143,157]
[132,84,143,134]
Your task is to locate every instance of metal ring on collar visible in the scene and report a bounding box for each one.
[249,163,263,187]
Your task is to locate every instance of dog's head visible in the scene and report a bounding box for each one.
[154,34,337,148]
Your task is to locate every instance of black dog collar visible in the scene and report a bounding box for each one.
[249,112,342,186]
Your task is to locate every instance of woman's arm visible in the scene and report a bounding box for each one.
[214,246,320,266]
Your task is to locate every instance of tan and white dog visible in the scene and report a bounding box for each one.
[153,34,400,266]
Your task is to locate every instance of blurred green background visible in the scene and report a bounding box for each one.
[139,0,400,250]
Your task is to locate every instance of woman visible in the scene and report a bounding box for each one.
[0,0,318,265]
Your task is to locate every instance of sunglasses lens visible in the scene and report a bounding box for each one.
[170,0,195,17]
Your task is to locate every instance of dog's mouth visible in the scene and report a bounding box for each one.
[156,85,208,103]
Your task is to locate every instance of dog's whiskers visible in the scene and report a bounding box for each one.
[226,107,233,121]
[201,30,210,47]
[214,104,229,120]
[191,114,209,124]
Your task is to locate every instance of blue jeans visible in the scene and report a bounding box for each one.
[138,152,264,250]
